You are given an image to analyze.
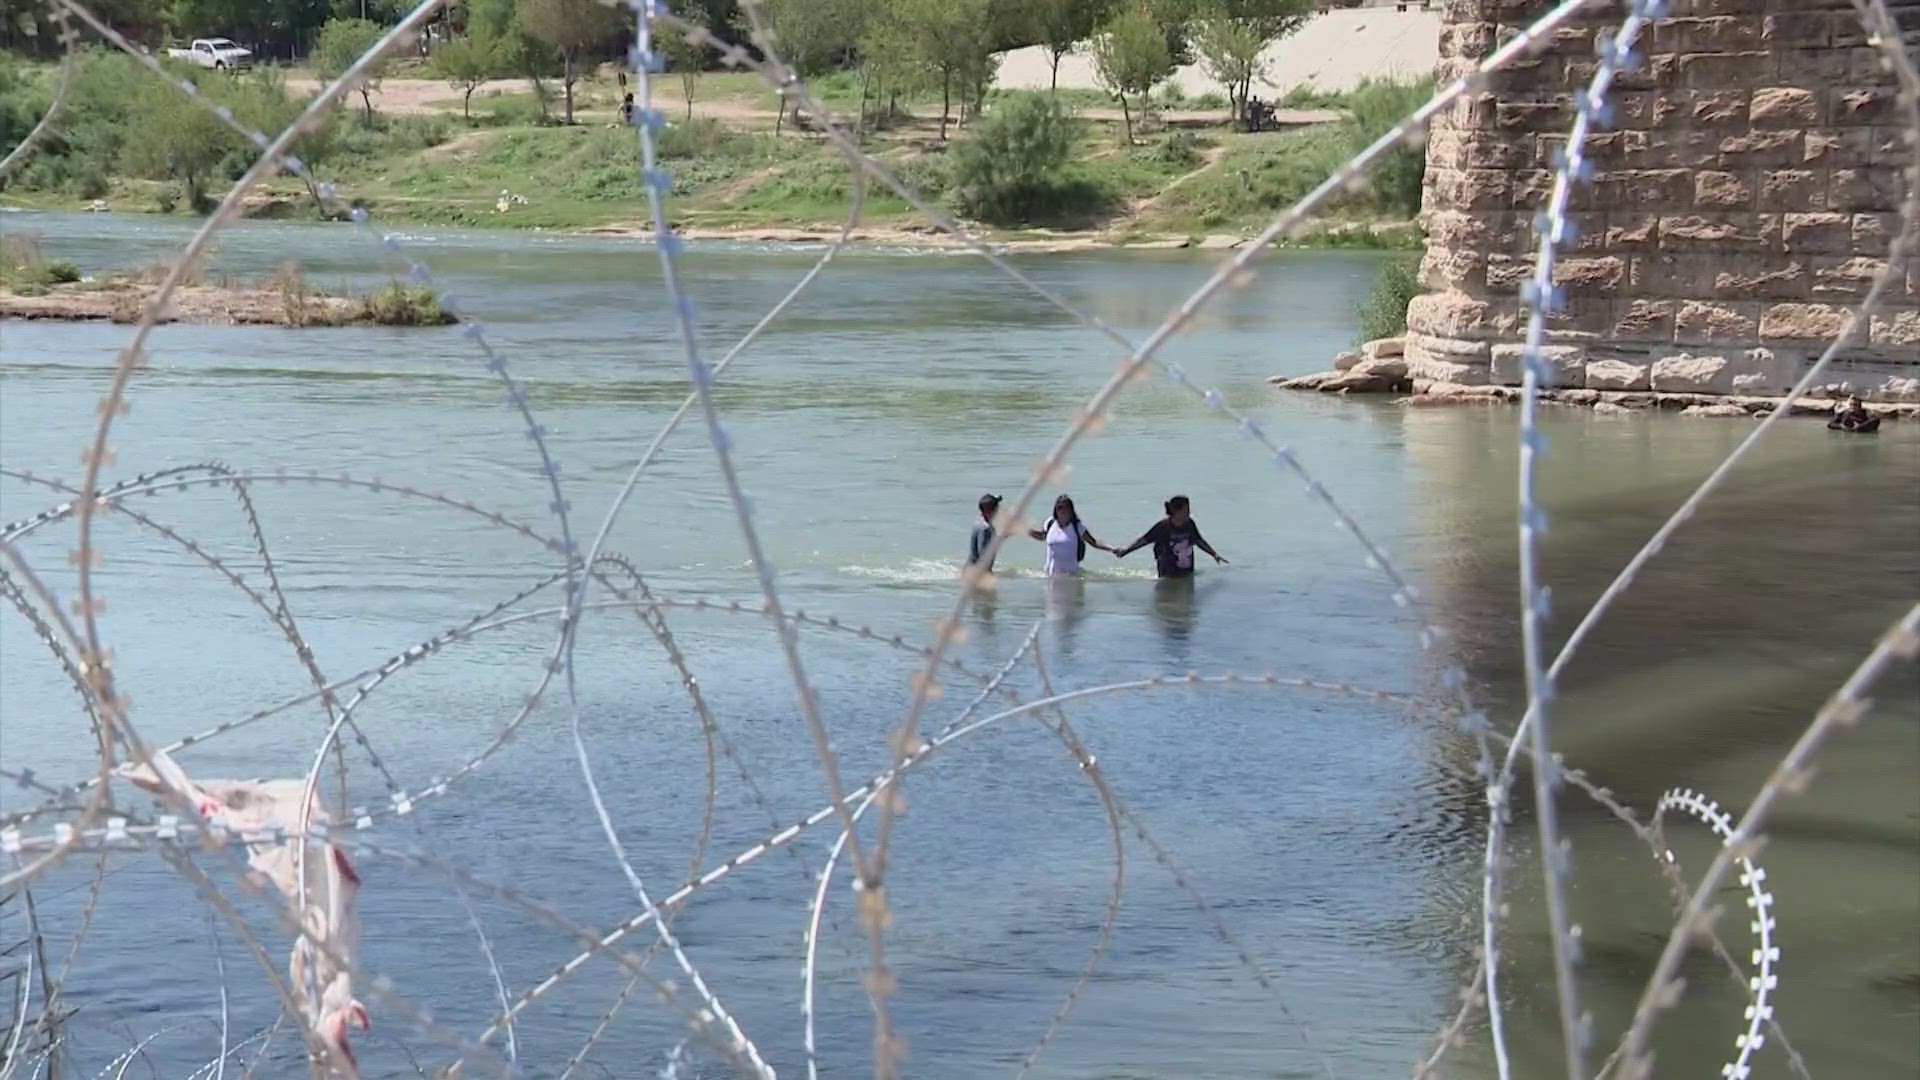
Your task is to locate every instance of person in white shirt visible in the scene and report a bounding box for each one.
[1026,494,1116,576]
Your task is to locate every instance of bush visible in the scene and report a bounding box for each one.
[1145,130,1204,169]
[950,92,1078,224]
[1355,252,1420,344]
[0,235,82,295]
[362,281,456,325]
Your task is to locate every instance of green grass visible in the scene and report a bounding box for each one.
[1355,252,1421,343]
[0,234,81,295]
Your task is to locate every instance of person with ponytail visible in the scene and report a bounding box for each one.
[1115,495,1226,578]
[1026,494,1115,576]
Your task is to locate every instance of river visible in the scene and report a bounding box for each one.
[1,210,1915,1079]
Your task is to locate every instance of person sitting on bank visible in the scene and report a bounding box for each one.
[1114,495,1227,578]
[1829,395,1881,433]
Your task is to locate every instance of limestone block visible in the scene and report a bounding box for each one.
[1831,87,1896,126]
[1353,356,1410,381]
[1657,214,1777,251]
[1759,170,1825,211]
[1490,344,1585,386]
[1829,168,1904,212]
[1405,333,1492,386]
[1587,358,1652,390]
[1693,171,1752,209]
[1615,169,1694,208]
[1871,311,1920,348]
[1802,129,1876,167]
[1362,337,1406,360]
[1781,212,1852,253]
[1681,403,1754,417]
[1407,293,1501,339]
[1606,215,1661,249]
[1669,51,1776,88]
[1750,87,1820,127]
[1762,12,1831,49]
[1810,256,1887,297]
[1759,302,1852,340]
[1728,347,1797,395]
[1652,353,1737,393]
[1652,18,1761,53]
[1851,213,1896,255]
[1714,261,1808,300]
[1717,130,1803,168]
[1675,300,1760,342]
[1553,256,1625,295]
[1333,350,1363,372]
[1612,299,1675,339]
[1591,401,1639,415]
[1431,168,1512,210]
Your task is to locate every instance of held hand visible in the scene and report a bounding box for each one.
[1214,554,1229,565]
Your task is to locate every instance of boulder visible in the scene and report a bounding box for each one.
[1591,401,1637,416]
[1586,357,1651,391]
[1333,350,1364,371]
[1272,370,1343,389]
[1362,337,1406,360]
[1557,388,1601,405]
[1320,370,1399,393]
[1680,403,1752,417]
[1196,234,1243,250]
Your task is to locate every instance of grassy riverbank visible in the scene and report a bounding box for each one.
[0,53,1428,248]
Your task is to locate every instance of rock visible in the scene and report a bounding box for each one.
[1490,344,1585,387]
[1333,350,1364,371]
[1654,392,1717,410]
[1591,401,1637,415]
[1650,353,1734,394]
[1680,403,1752,417]
[1586,358,1651,391]
[1876,376,1920,401]
[1272,371,1343,389]
[1405,332,1493,384]
[1362,337,1406,360]
[1604,392,1657,409]
[1320,371,1399,393]
[1419,382,1509,400]
[1126,238,1191,250]
[1352,356,1409,381]
[1558,388,1601,405]
[1196,234,1242,250]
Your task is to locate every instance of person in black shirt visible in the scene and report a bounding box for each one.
[1114,495,1226,577]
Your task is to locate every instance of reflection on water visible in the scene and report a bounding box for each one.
[0,213,1914,1078]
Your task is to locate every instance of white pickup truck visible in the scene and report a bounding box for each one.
[165,38,254,70]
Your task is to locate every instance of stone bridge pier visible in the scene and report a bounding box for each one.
[1409,0,1919,400]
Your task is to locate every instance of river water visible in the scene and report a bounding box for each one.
[1,211,1915,1079]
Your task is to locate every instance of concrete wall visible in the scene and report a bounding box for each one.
[1408,0,1920,400]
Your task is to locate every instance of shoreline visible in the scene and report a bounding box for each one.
[4,200,1418,255]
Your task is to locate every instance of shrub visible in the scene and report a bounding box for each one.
[1355,252,1420,344]
[950,92,1077,223]
[1145,130,1203,169]
[0,235,81,295]
[362,281,456,325]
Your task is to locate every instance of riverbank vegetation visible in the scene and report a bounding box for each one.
[0,0,1427,246]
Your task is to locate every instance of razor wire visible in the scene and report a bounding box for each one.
[0,0,1916,1076]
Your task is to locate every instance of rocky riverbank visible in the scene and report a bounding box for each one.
[0,278,455,328]
[1273,337,1920,420]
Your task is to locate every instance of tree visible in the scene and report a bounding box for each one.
[433,28,504,120]
[314,17,388,123]
[871,0,995,141]
[119,66,240,211]
[1192,0,1309,121]
[657,8,709,122]
[515,0,621,125]
[1089,1,1171,144]
[1030,0,1116,95]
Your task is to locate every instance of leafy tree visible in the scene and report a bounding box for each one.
[119,65,240,211]
[656,8,709,122]
[872,0,995,141]
[515,0,622,125]
[1192,0,1309,120]
[1030,0,1117,95]
[1089,1,1171,144]
[433,28,504,120]
[762,0,862,134]
[314,17,389,123]
[951,91,1077,222]
[466,0,517,37]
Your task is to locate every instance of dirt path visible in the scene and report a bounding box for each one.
[1127,143,1232,217]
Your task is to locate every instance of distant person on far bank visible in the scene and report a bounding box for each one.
[1829,395,1880,433]
[967,493,1003,574]
[1115,496,1226,577]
